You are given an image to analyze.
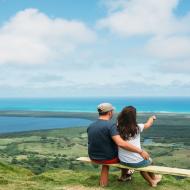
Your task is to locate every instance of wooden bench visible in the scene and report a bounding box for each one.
[77,157,190,177]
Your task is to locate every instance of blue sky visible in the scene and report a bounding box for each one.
[0,0,190,97]
[0,0,105,25]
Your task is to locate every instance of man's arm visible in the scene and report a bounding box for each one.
[112,135,150,160]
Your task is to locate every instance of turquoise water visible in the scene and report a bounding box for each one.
[0,97,190,113]
[0,97,190,134]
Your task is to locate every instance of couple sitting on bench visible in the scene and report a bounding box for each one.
[87,103,162,187]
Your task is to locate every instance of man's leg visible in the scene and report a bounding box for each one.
[99,165,109,187]
[121,168,128,177]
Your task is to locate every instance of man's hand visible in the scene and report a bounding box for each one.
[140,150,150,160]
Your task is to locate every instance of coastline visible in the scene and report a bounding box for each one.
[0,110,190,118]
[0,110,190,128]
[0,110,98,120]
[0,109,189,136]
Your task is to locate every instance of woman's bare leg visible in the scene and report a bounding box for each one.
[140,171,158,187]
[148,172,162,182]
[148,172,156,180]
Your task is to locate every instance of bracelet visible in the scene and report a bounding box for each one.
[139,149,143,154]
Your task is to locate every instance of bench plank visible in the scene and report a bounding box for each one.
[77,157,190,177]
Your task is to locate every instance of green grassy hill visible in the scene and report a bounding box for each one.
[0,161,190,190]
[0,125,190,189]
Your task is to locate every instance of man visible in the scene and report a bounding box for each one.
[87,103,149,187]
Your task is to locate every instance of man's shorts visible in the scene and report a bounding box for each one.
[92,157,119,164]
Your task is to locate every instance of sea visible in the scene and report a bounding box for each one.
[0,97,190,134]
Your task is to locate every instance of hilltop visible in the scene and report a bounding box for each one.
[0,161,190,190]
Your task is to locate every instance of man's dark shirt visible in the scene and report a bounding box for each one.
[87,119,119,160]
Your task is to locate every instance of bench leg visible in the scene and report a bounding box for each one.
[99,165,109,187]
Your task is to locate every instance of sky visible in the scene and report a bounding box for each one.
[0,0,190,97]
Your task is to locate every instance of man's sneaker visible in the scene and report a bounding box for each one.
[118,175,132,182]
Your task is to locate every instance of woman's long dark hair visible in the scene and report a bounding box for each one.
[117,106,139,140]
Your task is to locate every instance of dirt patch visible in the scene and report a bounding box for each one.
[55,185,103,190]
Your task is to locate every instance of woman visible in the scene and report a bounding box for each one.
[117,106,162,187]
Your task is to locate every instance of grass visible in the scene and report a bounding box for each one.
[153,149,190,169]
[16,141,87,157]
[0,162,190,190]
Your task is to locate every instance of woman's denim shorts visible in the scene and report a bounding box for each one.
[120,158,152,168]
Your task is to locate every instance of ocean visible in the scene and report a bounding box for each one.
[0,97,190,113]
[0,97,190,133]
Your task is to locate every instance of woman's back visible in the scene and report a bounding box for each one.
[118,123,144,163]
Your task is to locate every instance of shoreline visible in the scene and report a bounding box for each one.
[0,110,189,136]
[0,110,190,134]
[1,110,190,118]
[0,110,98,120]
[1,110,190,124]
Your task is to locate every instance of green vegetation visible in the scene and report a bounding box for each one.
[0,114,190,189]
[1,125,189,174]
[0,127,90,174]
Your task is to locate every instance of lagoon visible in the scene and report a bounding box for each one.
[0,116,91,134]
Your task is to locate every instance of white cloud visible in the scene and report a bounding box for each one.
[146,36,190,59]
[98,0,183,36]
[156,60,190,74]
[0,8,96,65]
[2,78,190,97]
[0,3,190,97]
[98,0,190,72]
[1,60,190,97]
[99,0,128,13]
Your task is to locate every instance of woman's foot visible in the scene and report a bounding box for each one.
[151,180,158,187]
[155,175,162,183]
[150,175,162,187]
